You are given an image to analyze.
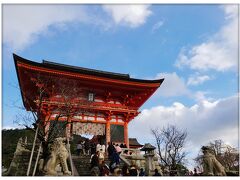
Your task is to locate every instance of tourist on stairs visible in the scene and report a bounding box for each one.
[99,160,110,176]
[76,141,82,156]
[115,144,122,154]
[107,142,116,159]
[90,151,100,170]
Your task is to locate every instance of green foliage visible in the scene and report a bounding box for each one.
[2,128,93,170]
[175,164,188,176]
[2,128,35,168]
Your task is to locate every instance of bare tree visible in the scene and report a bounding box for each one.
[14,75,90,164]
[211,140,239,172]
[193,149,205,174]
[220,146,239,172]
[209,139,224,156]
[151,125,187,172]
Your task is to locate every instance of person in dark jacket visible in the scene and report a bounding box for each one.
[90,142,96,155]
[122,164,129,176]
[76,141,82,156]
[129,161,138,176]
[139,168,145,176]
[129,166,138,176]
[109,151,120,174]
[107,142,116,159]
[112,151,120,165]
[99,160,110,176]
[90,151,99,169]
[153,168,161,176]
[85,139,90,156]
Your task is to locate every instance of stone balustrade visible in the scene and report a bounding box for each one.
[119,148,162,175]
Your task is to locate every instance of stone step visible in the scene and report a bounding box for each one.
[72,155,126,176]
[6,151,39,176]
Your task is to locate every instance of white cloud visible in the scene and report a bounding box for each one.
[102,5,152,28]
[175,5,238,72]
[149,72,213,103]
[154,72,190,97]
[3,5,153,51]
[3,5,89,51]
[151,20,164,33]
[193,91,212,102]
[129,95,238,166]
[187,74,212,86]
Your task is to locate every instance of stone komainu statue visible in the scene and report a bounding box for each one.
[43,137,71,176]
[201,146,226,176]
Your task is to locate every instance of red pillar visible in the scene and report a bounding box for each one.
[124,122,129,148]
[106,120,111,144]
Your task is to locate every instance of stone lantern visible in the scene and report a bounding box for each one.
[140,143,156,176]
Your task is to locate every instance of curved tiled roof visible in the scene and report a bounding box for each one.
[129,138,143,147]
[13,53,164,84]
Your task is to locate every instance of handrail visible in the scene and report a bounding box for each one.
[32,142,42,176]
[119,154,131,166]
[119,148,143,166]
[27,125,39,176]
[67,138,74,176]
[120,148,141,156]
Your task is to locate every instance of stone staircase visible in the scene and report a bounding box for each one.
[4,143,40,176]
[5,137,129,176]
[72,154,126,176]
[72,155,92,176]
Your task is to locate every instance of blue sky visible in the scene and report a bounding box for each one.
[2,4,239,169]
